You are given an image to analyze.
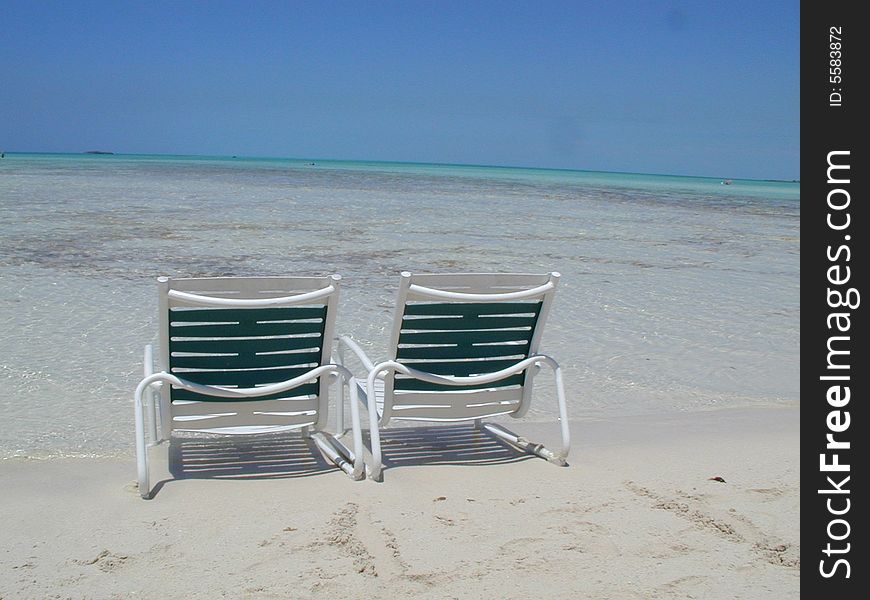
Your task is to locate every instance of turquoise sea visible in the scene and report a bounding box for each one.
[0,153,800,458]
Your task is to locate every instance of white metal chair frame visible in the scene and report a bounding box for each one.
[134,275,364,499]
[337,272,569,480]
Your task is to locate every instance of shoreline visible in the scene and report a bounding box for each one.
[0,402,800,462]
[1,406,799,598]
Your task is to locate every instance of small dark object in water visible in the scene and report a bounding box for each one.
[708,476,726,483]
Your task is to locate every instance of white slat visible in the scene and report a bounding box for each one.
[171,398,319,417]
[392,387,523,407]
[390,387,522,420]
[390,401,520,420]
[172,411,316,430]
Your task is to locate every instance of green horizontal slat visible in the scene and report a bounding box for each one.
[396,343,529,360]
[394,374,525,392]
[171,382,320,402]
[170,335,322,355]
[171,320,324,338]
[401,315,536,331]
[170,366,316,387]
[404,302,541,317]
[169,306,327,323]
[398,359,522,377]
[398,329,534,345]
[170,350,322,370]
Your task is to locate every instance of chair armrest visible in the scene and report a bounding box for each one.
[335,335,376,372]
[136,364,351,402]
[370,354,556,387]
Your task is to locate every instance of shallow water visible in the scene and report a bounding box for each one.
[0,154,800,458]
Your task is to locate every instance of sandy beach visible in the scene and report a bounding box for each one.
[1,407,798,599]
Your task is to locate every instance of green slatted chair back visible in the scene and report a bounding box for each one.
[156,276,341,434]
[385,272,559,422]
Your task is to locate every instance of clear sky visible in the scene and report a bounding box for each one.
[1,1,799,180]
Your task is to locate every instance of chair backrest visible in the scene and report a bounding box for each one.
[156,275,341,434]
[384,272,560,422]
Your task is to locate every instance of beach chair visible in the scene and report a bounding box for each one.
[337,272,569,480]
[134,275,364,498]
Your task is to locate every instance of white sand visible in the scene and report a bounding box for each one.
[1,407,798,599]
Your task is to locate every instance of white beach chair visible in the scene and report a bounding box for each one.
[134,275,364,499]
[337,272,569,480]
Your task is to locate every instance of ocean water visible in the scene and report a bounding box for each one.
[0,153,800,458]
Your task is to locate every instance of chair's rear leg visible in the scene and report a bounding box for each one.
[310,431,359,478]
[482,422,568,466]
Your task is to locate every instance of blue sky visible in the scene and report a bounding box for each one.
[1,1,799,179]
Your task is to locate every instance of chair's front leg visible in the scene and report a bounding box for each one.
[345,378,365,480]
[537,358,570,462]
[134,379,152,499]
[365,368,386,480]
[552,362,570,461]
[483,357,569,465]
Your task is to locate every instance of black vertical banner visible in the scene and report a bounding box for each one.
[803,2,865,595]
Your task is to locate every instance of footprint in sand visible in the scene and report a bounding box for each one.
[623,480,799,570]
[73,549,130,573]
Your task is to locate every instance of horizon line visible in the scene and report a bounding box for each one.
[2,150,800,184]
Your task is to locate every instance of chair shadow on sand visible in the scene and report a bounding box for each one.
[167,431,339,481]
[372,423,534,471]
[146,432,340,497]
[156,422,532,494]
